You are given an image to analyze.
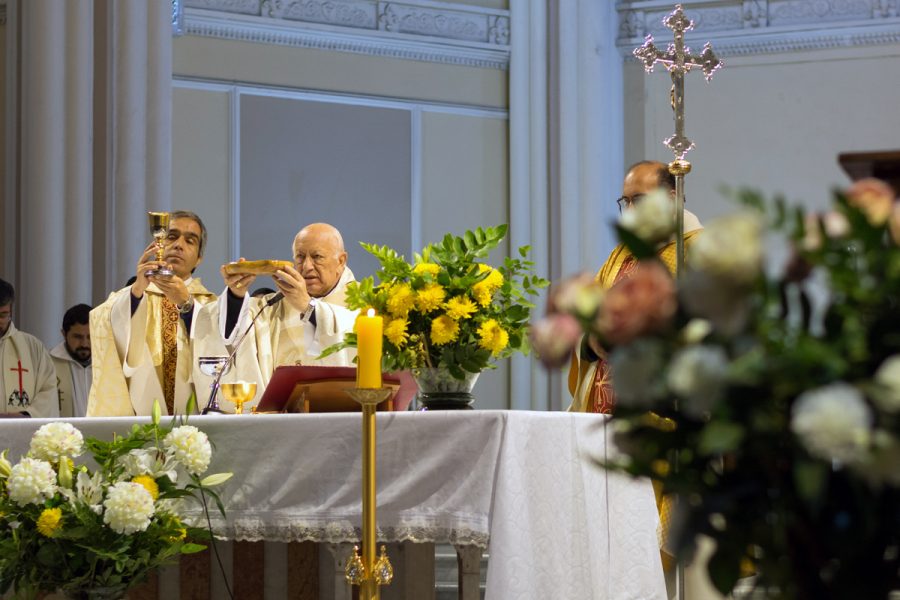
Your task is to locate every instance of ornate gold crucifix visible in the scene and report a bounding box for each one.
[633,4,722,275]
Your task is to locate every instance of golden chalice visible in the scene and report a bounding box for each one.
[146,211,174,277]
[219,381,257,415]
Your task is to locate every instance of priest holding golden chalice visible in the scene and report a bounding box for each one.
[87,211,218,417]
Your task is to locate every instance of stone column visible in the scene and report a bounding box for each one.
[95,0,174,295]
[16,0,93,344]
[8,0,173,341]
[509,0,552,410]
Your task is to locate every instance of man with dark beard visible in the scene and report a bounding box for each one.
[51,304,92,417]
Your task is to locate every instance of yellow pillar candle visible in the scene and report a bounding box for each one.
[356,308,383,389]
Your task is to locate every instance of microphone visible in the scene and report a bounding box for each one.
[265,291,284,307]
[202,291,283,414]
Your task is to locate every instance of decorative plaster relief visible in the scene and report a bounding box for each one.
[185,0,260,15]
[618,0,900,56]
[378,3,488,43]
[261,0,376,28]
[768,0,871,25]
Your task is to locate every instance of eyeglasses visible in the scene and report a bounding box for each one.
[616,194,647,213]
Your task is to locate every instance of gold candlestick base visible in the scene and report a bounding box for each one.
[346,387,393,408]
[344,387,394,600]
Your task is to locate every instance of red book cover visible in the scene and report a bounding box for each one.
[256,366,416,413]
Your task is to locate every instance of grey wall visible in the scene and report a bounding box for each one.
[238,95,411,286]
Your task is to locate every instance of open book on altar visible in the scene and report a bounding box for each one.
[255,366,417,413]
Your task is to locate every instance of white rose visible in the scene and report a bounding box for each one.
[791,383,872,464]
[619,189,676,244]
[690,212,763,285]
[29,422,84,463]
[103,481,155,534]
[164,426,212,475]
[610,339,668,409]
[667,345,729,418]
[873,355,900,413]
[7,457,58,506]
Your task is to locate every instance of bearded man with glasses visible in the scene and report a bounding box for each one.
[568,159,703,414]
[566,160,704,582]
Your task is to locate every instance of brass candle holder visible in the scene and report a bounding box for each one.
[344,387,394,599]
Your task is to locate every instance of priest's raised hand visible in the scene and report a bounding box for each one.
[272,264,312,314]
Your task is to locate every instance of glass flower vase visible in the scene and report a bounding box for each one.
[62,583,130,600]
[412,367,480,410]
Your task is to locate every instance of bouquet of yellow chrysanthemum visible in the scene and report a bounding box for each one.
[324,225,548,380]
[0,401,232,600]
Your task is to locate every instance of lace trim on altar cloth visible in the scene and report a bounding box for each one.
[184,515,490,549]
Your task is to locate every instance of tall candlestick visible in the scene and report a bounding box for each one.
[356,308,383,389]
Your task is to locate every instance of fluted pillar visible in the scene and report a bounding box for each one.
[99,0,174,294]
[6,0,173,344]
[16,0,93,345]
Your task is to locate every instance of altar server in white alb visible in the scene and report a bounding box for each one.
[195,223,358,406]
[87,211,218,417]
[0,278,59,418]
[50,303,93,417]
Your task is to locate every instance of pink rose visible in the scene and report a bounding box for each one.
[596,261,677,346]
[547,273,603,320]
[846,178,895,226]
[530,313,583,368]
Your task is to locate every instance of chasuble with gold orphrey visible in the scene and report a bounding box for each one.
[87,279,216,417]
[191,267,359,410]
[567,228,703,414]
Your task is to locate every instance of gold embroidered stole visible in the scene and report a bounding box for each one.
[161,297,180,414]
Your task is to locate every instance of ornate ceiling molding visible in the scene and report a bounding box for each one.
[182,0,510,70]
[617,0,900,57]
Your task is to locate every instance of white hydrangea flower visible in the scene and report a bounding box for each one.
[619,189,676,244]
[667,345,729,418]
[103,481,155,534]
[29,422,84,463]
[791,383,873,464]
[873,355,900,413]
[690,212,763,285]
[164,426,212,475]
[6,457,57,506]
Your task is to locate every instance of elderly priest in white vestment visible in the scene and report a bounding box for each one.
[195,223,358,408]
[87,211,218,417]
[0,278,59,418]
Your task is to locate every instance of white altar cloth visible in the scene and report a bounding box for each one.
[0,411,665,600]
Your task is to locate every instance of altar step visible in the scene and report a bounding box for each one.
[435,544,488,600]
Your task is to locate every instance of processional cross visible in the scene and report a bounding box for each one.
[633,4,722,275]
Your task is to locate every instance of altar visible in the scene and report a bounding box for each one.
[1,411,666,600]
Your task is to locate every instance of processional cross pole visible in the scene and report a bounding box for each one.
[633,4,722,276]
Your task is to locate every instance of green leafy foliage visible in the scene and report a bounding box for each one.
[0,415,230,598]
[588,187,900,598]
[321,224,548,378]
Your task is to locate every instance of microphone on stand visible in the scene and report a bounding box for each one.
[202,291,284,414]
